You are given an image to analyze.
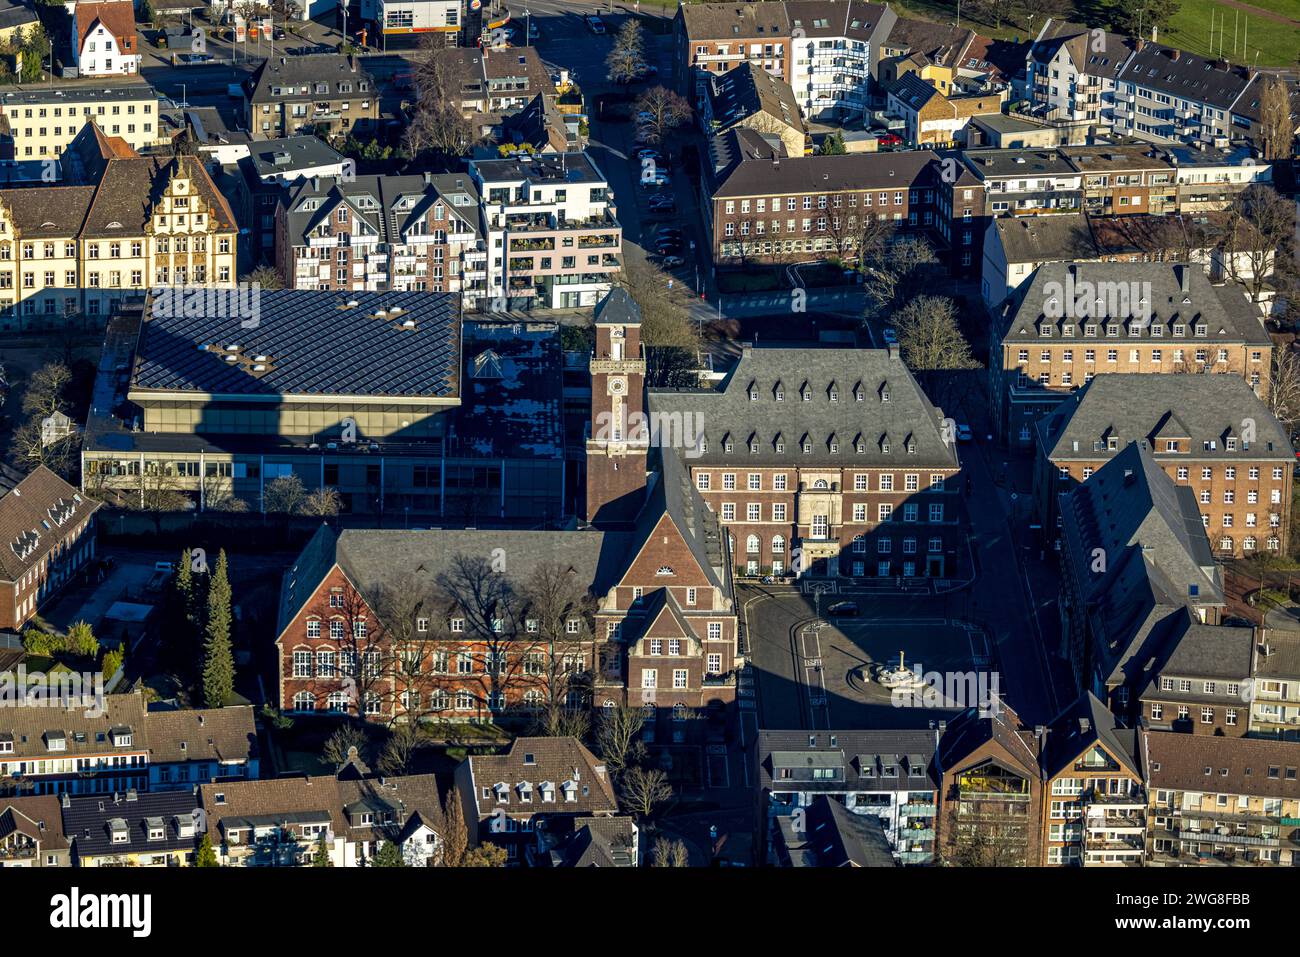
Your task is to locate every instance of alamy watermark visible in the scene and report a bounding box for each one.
[1042,275,1152,322]
[890,665,1002,716]
[593,409,705,459]
[150,284,262,329]
[0,665,106,717]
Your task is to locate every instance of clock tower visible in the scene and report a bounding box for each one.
[585,289,648,527]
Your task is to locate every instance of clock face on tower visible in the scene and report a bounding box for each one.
[608,376,627,396]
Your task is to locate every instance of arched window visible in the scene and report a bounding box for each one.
[327,691,348,713]
[746,534,760,554]
[602,699,616,709]
[293,691,315,712]
[772,535,785,554]
[813,479,829,489]
[523,689,544,709]
[656,565,675,576]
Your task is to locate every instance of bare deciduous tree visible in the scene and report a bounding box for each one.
[594,703,647,775]
[1256,76,1295,163]
[652,836,691,867]
[1219,185,1295,308]
[634,86,692,145]
[620,765,672,819]
[606,20,645,84]
[893,295,978,371]
[1268,347,1300,427]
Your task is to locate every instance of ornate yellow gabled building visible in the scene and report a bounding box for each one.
[0,121,238,331]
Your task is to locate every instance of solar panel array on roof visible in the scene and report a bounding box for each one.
[132,290,460,399]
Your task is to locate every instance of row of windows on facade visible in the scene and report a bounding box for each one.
[722,211,915,237]
[291,647,585,678]
[698,471,949,492]
[723,191,925,215]
[289,687,587,714]
[0,236,228,259]
[734,532,946,553]
[1022,367,1262,388]
[0,267,230,291]
[697,435,929,456]
[1148,702,1245,726]
[1063,464,1287,488]
[1028,321,1248,340]
[714,501,946,524]
[641,664,720,688]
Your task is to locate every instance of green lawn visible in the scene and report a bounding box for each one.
[1159,0,1299,68]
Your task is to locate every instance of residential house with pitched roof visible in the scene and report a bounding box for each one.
[0,795,71,866]
[1024,20,1132,135]
[1040,691,1145,866]
[0,466,98,632]
[704,62,808,158]
[885,71,1005,148]
[1138,620,1255,736]
[1249,631,1300,739]
[68,0,140,77]
[1036,374,1291,557]
[0,693,258,797]
[61,787,199,867]
[199,767,444,867]
[1114,40,1253,147]
[772,794,898,866]
[455,736,621,865]
[937,701,1042,866]
[1055,441,1227,705]
[275,171,485,301]
[246,53,378,140]
[1144,731,1300,866]
[755,728,940,865]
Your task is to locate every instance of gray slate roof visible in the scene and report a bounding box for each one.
[1039,374,1288,463]
[1042,691,1140,779]
[1121,43,1252,111]
[713,148,939,198]
[132,290,461,399]
[992,211,1096,265]
[277,525,634,636]
[757,728,939,792]
[647,345,959,469]
[62,789,199,860]
[247,136,347,180]
[249,54,374,104]
[1001,261,1271,345]
[1057,442,1225,684]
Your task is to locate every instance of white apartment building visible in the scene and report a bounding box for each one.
[1025,22,1130,133]
[0,84,160,162]
[786,1,894,122]
[469,152,622,310]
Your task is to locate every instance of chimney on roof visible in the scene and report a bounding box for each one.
[1079,717,1091,734]
[1178,264,1190,293]
[1170,48,1181,61]
[424,171,433,186]
[1123,468,1135,485]
[61,793,70,808]
[1135,38,1145,53]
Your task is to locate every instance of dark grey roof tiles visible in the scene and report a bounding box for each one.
[647,345,959,469]
[132,290,461,399]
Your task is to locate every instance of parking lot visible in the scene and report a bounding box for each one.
[743,583,994,731]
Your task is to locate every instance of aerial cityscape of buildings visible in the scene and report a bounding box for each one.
[0,0,1296,920]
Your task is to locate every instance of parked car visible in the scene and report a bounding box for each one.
[955,423,974,442]
[585,15,606,33]
[827,601,859,617]
[648,196,676,212]
[635,148,663,162]
[878,132,903,148]
[655,239,683,255]
[881,326,898,345]
[640,172,669,188]
[661,255,686,268]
